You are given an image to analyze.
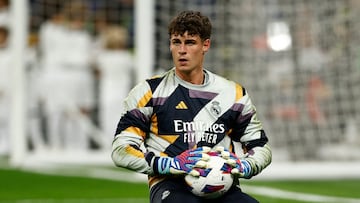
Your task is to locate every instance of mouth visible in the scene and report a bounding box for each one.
[179,58,188,65]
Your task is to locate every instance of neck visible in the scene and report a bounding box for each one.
[175,68,205,85]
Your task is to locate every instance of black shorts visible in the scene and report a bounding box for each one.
[149,178,259,203]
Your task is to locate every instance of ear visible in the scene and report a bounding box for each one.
[202,39,211,53]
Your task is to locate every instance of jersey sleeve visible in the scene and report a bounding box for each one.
[111,80,154,174]
[231,86,272,178]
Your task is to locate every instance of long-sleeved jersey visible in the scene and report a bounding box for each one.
[112,68,271,187]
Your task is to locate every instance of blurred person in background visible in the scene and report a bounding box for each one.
[0,25,10,155]
[39,0,95,151]
[95,25,134,145]
[38,0,67,150]
[0,0,46,153]
[90,0,134,49]
[26,33,47,152]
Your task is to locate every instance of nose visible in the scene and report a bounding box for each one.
[178,44,186,54]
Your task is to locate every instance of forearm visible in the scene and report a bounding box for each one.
[111,134,152,174]
[242,144,272,178]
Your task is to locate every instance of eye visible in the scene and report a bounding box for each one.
[171,39,181,45]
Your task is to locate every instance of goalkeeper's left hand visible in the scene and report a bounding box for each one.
[212,146,252,179]
[145,147,211,176]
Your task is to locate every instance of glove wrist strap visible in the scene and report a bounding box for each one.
[145,152,173,175]
[241,160,252,178]
[156,157,172,174]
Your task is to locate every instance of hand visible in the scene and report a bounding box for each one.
[146,147,211,176]
[212,146,252,178]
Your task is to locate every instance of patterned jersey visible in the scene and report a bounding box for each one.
[112,68,271,186]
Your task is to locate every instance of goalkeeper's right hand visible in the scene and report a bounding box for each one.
[145,147,211,176]
[211,146,252,179]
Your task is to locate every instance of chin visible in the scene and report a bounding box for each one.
[176,65,190,71]
[177,67,195,75]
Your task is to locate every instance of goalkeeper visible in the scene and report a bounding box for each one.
[112,10,272,203]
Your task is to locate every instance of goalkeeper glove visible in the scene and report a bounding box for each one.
[145,147,210,176]
[212,146,252,178]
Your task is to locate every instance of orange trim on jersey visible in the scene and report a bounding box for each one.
[159,152,168,157]
[235,83,244,101]
[229,144,234,152]
[148,176,166,187]
[124,126,146,139]
[151,114,159,134]
[150,74,163,79]
[151,114,179,143]
[137,89,152,108]
[125,145,144,158]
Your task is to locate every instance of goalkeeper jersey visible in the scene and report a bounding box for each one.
[112,68,271,186]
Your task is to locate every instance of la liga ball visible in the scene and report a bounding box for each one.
[184,154,234,199]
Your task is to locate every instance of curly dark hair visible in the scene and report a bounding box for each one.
[168,10,212,41]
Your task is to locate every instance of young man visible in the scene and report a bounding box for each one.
[112,10,272,203]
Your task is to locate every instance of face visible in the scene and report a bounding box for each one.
[170,31,210,78]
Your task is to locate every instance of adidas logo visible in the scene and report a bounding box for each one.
[176,101,188,109]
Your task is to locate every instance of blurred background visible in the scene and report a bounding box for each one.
[1,0,360,183]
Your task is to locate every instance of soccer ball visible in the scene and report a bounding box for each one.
[184,154,234,199]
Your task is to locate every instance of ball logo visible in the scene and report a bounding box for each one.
[210,101,221,117]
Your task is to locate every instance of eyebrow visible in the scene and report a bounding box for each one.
[170,38,197,42]
[184,39,197,43]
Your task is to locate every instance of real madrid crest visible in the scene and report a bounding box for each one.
[210,101,221,117]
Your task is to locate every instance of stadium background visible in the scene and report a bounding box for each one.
[1,0,360,202]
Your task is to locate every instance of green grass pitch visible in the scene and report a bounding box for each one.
[0,168,359,203]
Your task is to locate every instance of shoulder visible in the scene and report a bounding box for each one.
[146,68,175,91]
[207,70,244,89]
[206,70,233,84]
[206,70,248,100]
[127,69,173,99]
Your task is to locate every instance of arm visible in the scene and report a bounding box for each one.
[111,81,153,174]
[234,143,272,178]
[230,87,272,178]
[112,129,151,174]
